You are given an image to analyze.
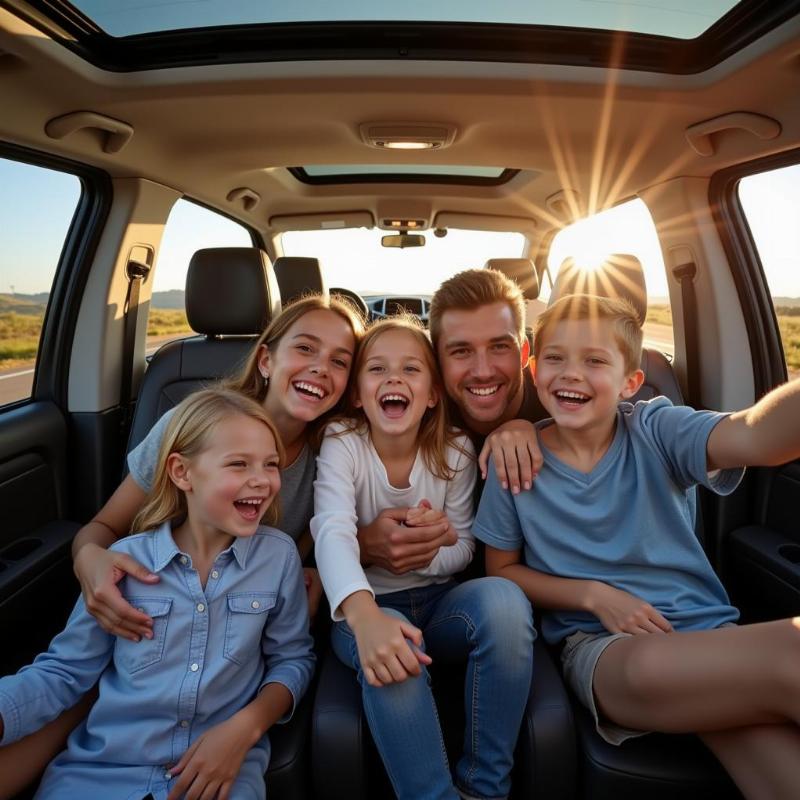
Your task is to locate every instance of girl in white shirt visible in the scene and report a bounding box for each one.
[312,317,534,800]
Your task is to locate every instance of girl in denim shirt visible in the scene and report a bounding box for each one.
[0,388,315,800]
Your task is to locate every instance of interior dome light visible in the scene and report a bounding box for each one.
[360,122,457,150]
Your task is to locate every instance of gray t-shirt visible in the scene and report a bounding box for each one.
[127,407,315,542]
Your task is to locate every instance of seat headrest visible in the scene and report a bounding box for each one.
[186,248,281,336]
[485,258,540,300]
[549,254,647,325]
[273,256,328,306]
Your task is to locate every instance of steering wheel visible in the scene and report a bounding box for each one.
[330,286,370,320]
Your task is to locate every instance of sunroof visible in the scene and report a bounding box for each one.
[70,1,740,40]
[289,166,519,186]
[305,165,507,178]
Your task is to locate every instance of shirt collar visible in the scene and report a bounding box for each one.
[150,520,254,571]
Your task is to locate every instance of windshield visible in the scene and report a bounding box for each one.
[281,228,525,295]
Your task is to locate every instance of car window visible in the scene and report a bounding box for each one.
[148,199,252,352]
[0,157,81,406]
[545,198,674,358]
[739,165,800,379]
[281,227,525,295]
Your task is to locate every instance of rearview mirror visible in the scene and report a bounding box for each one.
[381,233,426,249]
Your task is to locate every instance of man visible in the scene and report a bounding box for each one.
[358,268,544,572]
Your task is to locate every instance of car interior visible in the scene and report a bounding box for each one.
[2,1,800,798]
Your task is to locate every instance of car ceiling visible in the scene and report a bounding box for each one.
[2,3,800,241]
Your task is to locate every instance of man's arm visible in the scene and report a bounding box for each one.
[708,378,800,470]
[356,509,455,573]
[477,418,543,494]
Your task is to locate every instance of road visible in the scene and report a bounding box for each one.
[0,334,189,406]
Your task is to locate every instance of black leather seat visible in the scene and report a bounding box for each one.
[549,255,741,799]
[128,247,279,451]
[311,637,577,800]
[272,255,327,306]
[126,247,312,800]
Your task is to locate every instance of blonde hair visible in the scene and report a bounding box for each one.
[131,388,285,533]
[340,316,470,480]
[533,294,643,373]
[429,269,526,350]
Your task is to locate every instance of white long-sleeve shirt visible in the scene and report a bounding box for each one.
[311,422,477,621]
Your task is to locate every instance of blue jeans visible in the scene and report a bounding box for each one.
[331,577,535,800]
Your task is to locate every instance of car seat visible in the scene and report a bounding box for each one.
[125,247,312,800]
[273,255,328,306]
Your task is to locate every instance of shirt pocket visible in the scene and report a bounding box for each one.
[224,591,276,665]
[115,597,173,674]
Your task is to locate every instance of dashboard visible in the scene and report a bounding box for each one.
[362,295,432,324]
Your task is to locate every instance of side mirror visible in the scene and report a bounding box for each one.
[381,233,426,249]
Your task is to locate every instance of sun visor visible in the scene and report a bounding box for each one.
[269,211,374,231]
[433,212,537,235]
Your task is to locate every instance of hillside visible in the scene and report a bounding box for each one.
[0,290,185,310]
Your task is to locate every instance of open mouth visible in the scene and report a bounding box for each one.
[379,393,410,419]
[293,380,328,401]
[233,497,264,521]
[554,389,591,406]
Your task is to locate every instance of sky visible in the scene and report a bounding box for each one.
[2,158,799,304]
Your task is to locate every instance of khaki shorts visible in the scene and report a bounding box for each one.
[560,630,648,745]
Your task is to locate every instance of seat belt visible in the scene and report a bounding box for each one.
[120,251,152,429]
[672,261,699,408]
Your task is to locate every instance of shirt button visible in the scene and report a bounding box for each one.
[164,771,172,780]
[179,720,189,728]
[180,556,189,566]
[190,663,199,672]
[210,570,219,579]
[251,600,260,609]
[196,603,205,613]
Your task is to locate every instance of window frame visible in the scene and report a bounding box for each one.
[709,148,800,393]
[0,142,112,411]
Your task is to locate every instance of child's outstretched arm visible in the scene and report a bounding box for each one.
[342,590,432,688]
[486,546,672,635]
[166,683,292,800]
[708,377,800,469]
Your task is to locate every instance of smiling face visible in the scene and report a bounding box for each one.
[436,301,529,434]
[173,412,281,541]
[533,316,643,436]
[355,327,439,439]
[258,308,355,425]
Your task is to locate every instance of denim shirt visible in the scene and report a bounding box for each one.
[0,522,315,800]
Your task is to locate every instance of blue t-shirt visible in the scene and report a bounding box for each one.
[473,397,742,644]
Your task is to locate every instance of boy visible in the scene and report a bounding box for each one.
[474,293,800,800]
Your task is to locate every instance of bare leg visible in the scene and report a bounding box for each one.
[0,691,94,800]
[593,618,800,731]
[702,724,800,800]
[592,618,800,800]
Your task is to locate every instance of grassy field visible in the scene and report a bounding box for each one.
[0,308,193,369]
[1,304,799,373]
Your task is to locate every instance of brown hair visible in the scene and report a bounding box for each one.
[230,293,366,404]
[131,388,285,533]
[428,269,526,350]
[339,315,470,480]
[533,293,643,373]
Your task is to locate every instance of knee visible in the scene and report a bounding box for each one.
[471,577,535,650]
